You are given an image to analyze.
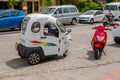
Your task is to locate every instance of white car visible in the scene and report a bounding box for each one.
[112,22,120,43]
[79,10,104,24]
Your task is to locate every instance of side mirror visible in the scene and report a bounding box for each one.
[66,29,72,35]
[55,11,59,15]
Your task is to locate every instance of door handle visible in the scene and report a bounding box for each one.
[41,37,47,39]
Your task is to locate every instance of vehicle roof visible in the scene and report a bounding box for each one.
[0,9,22,13]
[107,2,120,5]
[48,5,76,8]
[27,14,56,22]
[86,10,102,12]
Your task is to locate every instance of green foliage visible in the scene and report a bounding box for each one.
[8,0,17,5]
[81,7,90,12]
[43,0,53,6]
[106,0,115,3]
[81,2,102,12]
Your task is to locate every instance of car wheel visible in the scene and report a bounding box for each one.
[71,18,77,25]
[27,51,41,65]
[63,50,68,57]
[90,19,94,24]
[18,52,26,58]
[114,37,120,43]
[18,22,22,30]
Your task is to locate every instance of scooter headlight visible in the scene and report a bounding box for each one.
[96,36,104,41]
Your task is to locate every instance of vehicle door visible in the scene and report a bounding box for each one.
[94,11,104,22]
[9,11,21,28]
[52,8,64,23]
[0,12,10,28]
[57,21,68,55]
[40,22,60,56]
[62,7,71,23]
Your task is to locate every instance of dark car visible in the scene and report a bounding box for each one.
[0,9,25,30]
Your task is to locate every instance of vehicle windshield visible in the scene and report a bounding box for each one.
[56,20,66,33]
[104,5,118,10]
[21,17,30,31]
[84,10,95,15]
[41,8,56,14]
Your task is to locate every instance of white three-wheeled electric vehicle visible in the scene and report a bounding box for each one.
[16,14,72,65]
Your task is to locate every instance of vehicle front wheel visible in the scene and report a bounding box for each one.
[27,51,41,65]
[63,50,68,57]
[71,18,77,25]
[90,19,94,24]
[94,49,102,59]
[114,37,120,43]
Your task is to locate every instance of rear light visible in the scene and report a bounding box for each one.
[114,23,119,29]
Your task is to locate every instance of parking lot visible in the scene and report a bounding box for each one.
[0,23,120,80]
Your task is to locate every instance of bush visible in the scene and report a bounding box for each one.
[80,2,103,12]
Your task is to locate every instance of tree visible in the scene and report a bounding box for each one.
[106,0,115,3]
[43,0,53,6]
[8,0,17,9]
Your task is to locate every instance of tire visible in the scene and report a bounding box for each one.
[103,22,107,26]
[11,28,15,31]
[27,51,41,65]
[71,18,77,25]
[94,49,102,59]
[90,19,94,24]
[18,52,26,58]
[114,37,120,43]
[18,22,22,30]
[63,50,68,57]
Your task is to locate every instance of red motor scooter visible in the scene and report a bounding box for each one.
[91,25,110,59]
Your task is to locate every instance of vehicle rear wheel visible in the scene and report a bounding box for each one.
[94,49,102,59]
[114,37,120,43]
[27,51,41,65]
[18,52,26,58]
[63,50,68,57]
[90,19,94,24]
[103,22,107,26]
[71,18,77,25]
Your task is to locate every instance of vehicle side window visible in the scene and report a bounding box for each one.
[95,11,103,15]
[0,12,9,18]
[44,23,59,37]
[63,8,70,13]
[70,7,77,12]
[11,11,20,16]
[55,8,62,14]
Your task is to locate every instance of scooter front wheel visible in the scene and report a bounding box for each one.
[94,49,102,59]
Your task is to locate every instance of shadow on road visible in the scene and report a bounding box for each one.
[5,58,29,69]
[5,56,64,69]
[107,43,120,48]
[0,29,20,35]
[85,51,95,61]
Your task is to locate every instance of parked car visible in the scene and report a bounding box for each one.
[41,5,79,25]
[79,10,104,24]
[0,9,25,30]
[112,21,120,43]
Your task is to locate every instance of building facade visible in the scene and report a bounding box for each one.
[0,0,60,14]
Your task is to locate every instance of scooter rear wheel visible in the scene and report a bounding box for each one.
[94,49,102,59]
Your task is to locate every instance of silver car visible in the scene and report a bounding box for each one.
[79,10,104,24]
[41,5,79,25]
